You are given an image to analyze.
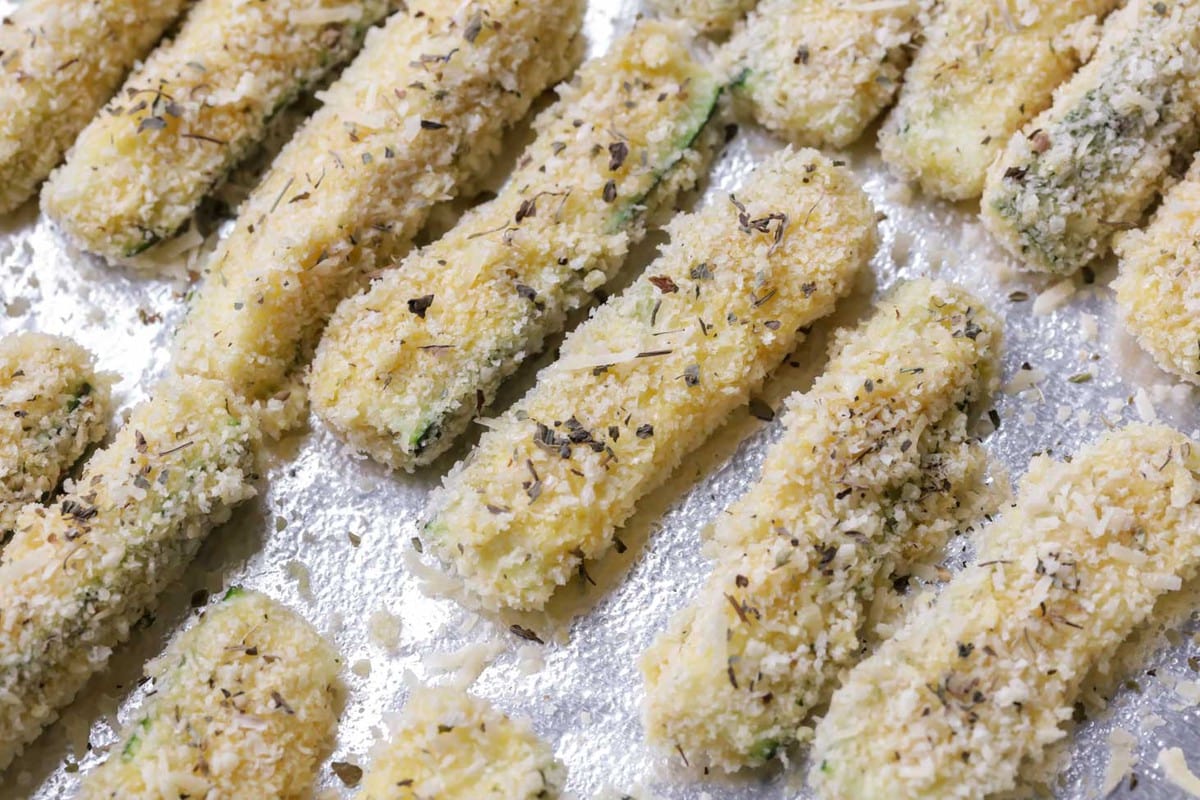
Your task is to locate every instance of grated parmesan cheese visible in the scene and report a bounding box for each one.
[1160,747,1200,797]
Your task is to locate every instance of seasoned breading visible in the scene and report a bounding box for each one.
[880,0,1116,200]
[811,425,1200,799]
[79,589,340,799]
[0,0,188,213]
[1113,158,1200,383]
[357,687,564,799]
[0,377,261,771]
[171,0,583,400]
[310,21,722,470]
[642,280,1003,771]
[0,333,111,541]
[44,0,391,260]
[724,0,921,148]
[424,148,876,611]
[981,0,1200,274]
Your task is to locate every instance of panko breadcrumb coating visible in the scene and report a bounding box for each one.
[310,21,722,470]
[79,588,341,800]
[356,686,564,799]
[724,0,922,149]
[0,0,188,213]
[424,148,877,612]
[43,0,392,261]
[0,332,111,542]
[1113,158,1200,383]
[172,0,584,401]
[811,424,1200,799]
[981,0,1200,274]
[0,376,262,771]
[642,279,1003,772]
[880,0,1116,201]
[647,0,757,34]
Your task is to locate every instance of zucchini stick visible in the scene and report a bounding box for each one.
[79,588,341,800]
[0,0,188,213]
[1113,158,1200,382]
[0,333,111,543]
[43,0,392,261]
[810,424,1200,800]
[424,148,877,612]
[356,686,564,799]
[723,0,921,148]
[171,0,584,400]
[310,21,722,470]
[647,0,757,35]
[981,0,1200,274]
[0,376,261,771]
[880,0,1117,201]
[641,279,1003,771]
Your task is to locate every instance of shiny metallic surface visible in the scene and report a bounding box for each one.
[2,2,1199,798]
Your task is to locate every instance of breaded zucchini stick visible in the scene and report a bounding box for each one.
[43,0,392,261]
[981,0,1200,274]
[171,0,583,400]
[79,588,340,799]
[310,21,722,470]
[0,376,261,771]
[723,0,921,148]
[1113,158,1200,382]
[647,0,757,35]
[641,279,1003,771]
[0,333,111,542]
[424,148,877,611]
[356,686,564,800]
[810,424,1200,800]
[880,0,1117,201]
[0,0,188,213]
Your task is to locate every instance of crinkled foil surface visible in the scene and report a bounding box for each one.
[3,2,1200,798]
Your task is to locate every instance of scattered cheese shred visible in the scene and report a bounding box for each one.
[1160,747,1200,797]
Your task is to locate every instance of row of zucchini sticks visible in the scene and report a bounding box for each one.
[0,0,590,790]
[656,0,1200,387]
[2,0,1200,796]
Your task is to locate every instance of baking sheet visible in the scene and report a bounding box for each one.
[2,1,1200,797]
